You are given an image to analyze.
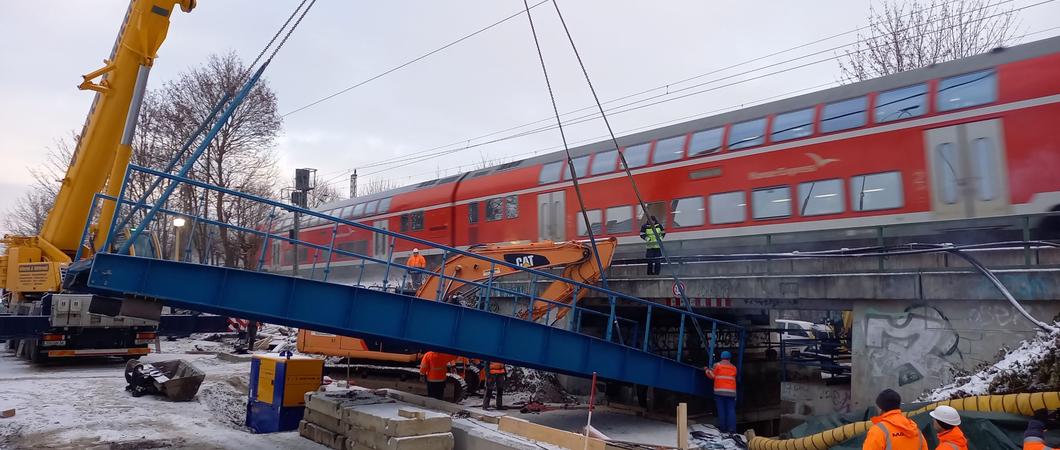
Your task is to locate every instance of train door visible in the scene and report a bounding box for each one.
[537,191,565,241]
[924,119,1009,218]
[373,220,389,260]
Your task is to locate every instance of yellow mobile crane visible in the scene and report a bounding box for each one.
[0,0,194,361]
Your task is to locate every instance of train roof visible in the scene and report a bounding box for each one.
[322,35,1060,212]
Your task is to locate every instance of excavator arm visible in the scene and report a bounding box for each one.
[414,238,618,323]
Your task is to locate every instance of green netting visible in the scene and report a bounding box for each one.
[789,407,1060,450]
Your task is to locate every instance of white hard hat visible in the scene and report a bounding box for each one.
[412,248,419,253]
[929,405,961,426]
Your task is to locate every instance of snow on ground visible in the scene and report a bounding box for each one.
[921,328,1060,401]
[0,344,319,450]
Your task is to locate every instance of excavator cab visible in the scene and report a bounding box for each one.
[121,229,162,259]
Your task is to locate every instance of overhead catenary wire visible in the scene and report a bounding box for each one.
[547,0,711,349]
[519,0,615,340]
[324,21,1060,189]
[310,0,1003,179]
[318,0,1043,183]
[282,0,549,118]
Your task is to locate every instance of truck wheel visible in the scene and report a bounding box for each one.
[27,339,46,363]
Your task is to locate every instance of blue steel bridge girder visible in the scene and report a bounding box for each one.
[82,253,712,396]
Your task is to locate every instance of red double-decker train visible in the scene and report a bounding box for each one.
[263,36,1060,278]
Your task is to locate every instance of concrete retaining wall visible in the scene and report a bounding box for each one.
[850,298,1060,408]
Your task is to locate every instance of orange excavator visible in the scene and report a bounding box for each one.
[296,238,617,400]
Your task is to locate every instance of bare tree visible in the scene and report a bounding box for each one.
[3,135,76,235]
[840,0,1019,82]
[356,178,398,197]
[138,52,282,268]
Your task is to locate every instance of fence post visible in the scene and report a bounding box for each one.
[676,315,686,363]
[382,236,396,290]
[707,321,718,368]
[642,305,652,352]
[323,223,339,282]
[435,251,449,302]
[483,262,496,312]
[1023,215,1032,266]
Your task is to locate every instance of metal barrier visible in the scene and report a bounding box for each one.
[80,164,746,372]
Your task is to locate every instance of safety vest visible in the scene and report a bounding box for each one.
[709,361,737,397]
[1024,437,1054,450]
[643,224,664,249]
[875,422,925,450]
[935,427,967,450]
[408,254,426,268]
[489,362,506,375]
[420,353,450,382]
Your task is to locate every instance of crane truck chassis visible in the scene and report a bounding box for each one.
[0,0,195,361]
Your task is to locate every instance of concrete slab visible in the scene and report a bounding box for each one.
[299,420,347,450]
[306,390,393,420]
[346,427,454,450]
[306,408,346,435]
[343,402,452,437]
[451,418,546,450]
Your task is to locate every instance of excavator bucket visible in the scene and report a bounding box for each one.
[124,358,205,401]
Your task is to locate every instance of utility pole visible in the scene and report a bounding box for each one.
[350,170,357,198]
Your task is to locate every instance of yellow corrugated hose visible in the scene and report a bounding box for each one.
[748,392,1060,450]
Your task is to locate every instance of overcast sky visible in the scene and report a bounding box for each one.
[2,0,1058,218]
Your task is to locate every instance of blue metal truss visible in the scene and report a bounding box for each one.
[79,253,713,396]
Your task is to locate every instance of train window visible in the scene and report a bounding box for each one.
[468,201,479,224]
[876,84,927,122]
[689,127,724,157]
[337,240,368,256]
[851,171,904,211]
[752,186,792,220]
[577,210,603,236]
[670,197,705,228]
[505,195,519,219]
[364,200,379,216]
[591,150,618,175]
[378,197,391,213]
[539,161,563,184]
[486,197,504,221]
[972,137,997,201]
[352,203,365,217]
[564,155,591,180]
[821,97,867,133]
[622,143,650,169]
[771,108,815,142]
[653,135,686,164]
[797,179,844,216]
[728,118,766,150]
[934,143,959,205]
[606,206,634,233]
[636,201,668,227]
[937,69,996,112]
[712,190,746,223]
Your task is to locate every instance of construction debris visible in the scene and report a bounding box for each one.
[922,329,1060,401]
[1,408,14,419]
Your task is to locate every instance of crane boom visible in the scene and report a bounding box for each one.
[42,0,194,255]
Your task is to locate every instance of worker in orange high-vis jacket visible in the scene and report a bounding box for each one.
[407,248,427,289]
[704,351,737,434]
[482,361,507,410]
[929,405,967,450]
[419,351,455,400]
[1024,408,1059,450]
[863,389,928,450]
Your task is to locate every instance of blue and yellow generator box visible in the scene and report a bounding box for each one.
[246,352,323,433]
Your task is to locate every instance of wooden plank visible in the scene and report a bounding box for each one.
[498,416,606,450]
[676,403,688,450]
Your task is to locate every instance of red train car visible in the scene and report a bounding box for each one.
[264,37,1060,279]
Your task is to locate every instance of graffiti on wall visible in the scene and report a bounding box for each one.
[781,382,853,414]
[864,304,963,387]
